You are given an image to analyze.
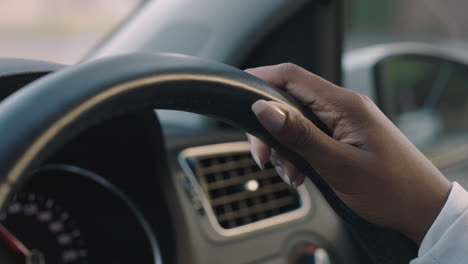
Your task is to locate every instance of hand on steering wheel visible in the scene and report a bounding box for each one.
[246,63,451,244]
[0,53,429,263]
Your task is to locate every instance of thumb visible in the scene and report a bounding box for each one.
[251,100,343,165]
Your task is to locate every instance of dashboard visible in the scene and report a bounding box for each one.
[1,164,158,264]
[0,112,171,264]
[0,110,359,264]
[0,0,352,262]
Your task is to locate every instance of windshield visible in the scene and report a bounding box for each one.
[0,0,142,64]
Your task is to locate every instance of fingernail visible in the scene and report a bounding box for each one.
[293,173,305,188]
[251,149,264,169]
[275,165,292,187]
[252,100,286,132]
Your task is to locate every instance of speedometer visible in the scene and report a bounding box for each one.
[1,192,88,263]
[0,164,161,264]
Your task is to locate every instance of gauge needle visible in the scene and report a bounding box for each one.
[0,223,31,257]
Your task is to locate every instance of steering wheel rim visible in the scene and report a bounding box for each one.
[0,53,417,264]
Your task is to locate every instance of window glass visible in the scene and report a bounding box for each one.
[379,57,468,157]
[345,1,468,185]
[0,0,142,64]
[345,0,468,51]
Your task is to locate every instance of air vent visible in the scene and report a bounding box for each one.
[179,142,310,236]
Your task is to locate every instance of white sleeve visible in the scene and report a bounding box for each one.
[410,182,468,264]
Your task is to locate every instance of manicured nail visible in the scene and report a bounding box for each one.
[293,173,305,188]
[275,165,292,187]
[291,181,297,189]
[252,100,286,132]
[251,149,264,169]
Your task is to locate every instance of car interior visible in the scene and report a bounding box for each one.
[2,0,462,264]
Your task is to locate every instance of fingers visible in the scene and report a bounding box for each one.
[245,63,346,109]
[247,134,306,187]
[251,100,344,165]
[245,63,364,188]
[246,63,361,132]
[270,149,305,188]
[246,133,270,169]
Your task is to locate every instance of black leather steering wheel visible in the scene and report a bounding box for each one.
[0,53,417,264]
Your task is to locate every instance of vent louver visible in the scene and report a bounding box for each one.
[179,142,309,234]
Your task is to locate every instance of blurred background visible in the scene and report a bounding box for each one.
[0,0,142,64]
[1,0,468,186]
[345,0,468,52]
[1,0,468,64]
[345,0,468,187]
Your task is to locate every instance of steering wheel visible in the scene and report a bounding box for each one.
[0,53,417,264]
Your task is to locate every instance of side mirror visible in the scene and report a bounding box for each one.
[344,43,468,172]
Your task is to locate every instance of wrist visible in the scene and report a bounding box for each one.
[404,179,452,245]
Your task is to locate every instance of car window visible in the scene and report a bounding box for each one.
[379,57,468,158]
[0,0,142,65]
[345,0,468,161]
[345,0,468,51]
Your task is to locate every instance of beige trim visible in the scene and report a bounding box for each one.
[0,184,11,208]
[1,73,279,207]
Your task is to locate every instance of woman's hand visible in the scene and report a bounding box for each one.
[246,63,451,244]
